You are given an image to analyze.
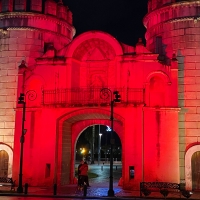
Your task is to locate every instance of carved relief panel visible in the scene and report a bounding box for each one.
[87,63,108,89]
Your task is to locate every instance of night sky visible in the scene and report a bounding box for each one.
[61,0,148,46]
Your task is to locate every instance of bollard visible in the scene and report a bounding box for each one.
[53,183,57,195]
[83,182,87,196]
[24,183,28,194]
[116,166,117,170]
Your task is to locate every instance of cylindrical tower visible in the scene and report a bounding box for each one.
[144,0,200,190]
[0,0,75,177]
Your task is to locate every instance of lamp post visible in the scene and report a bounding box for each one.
[100,88,121,197]
[17,90,37,193]
[17,93,26,193]
[98,133,102,165]
[91,125,95,164]
[106,125,111,163]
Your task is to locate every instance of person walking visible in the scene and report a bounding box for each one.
[84,161,90,187]
[78,160,84,189]
[79,161,90,187]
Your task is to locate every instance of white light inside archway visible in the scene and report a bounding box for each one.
[106,126,112,132]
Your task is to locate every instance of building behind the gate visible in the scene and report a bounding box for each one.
[0,0,199,191]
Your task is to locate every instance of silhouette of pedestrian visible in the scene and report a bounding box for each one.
[78,160,84,189]
[79,161,90,187]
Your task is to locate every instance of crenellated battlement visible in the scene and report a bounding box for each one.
[0,0,72,23]
[147,0,173,12]
[144,1,200,30]
[0,0,75,41]
[147,0,200,13]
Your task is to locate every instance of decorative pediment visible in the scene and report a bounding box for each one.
[73,38,116,61]
[82,47,106,61]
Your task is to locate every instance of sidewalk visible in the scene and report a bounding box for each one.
[0,163,199,199]
[0,184,200,199]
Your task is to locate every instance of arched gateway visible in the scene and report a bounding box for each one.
[0,0,196,193]
[56,108,124,185]
[13,28,179,189]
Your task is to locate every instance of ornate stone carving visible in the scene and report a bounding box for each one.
[73,38,116,61]
[87,63,108,89]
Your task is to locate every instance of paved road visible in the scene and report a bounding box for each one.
[0,196,164,200]
[86,163,122,187]
[75,163,122,196]
[0,198,84,200]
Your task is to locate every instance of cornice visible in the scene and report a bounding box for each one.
[36,57,67,65]
[0,26,72,42]
[143,106,181,112]
[0,12,74,29]
[0,12,76,38]
[144,1,200,28]
[145,16,194,39]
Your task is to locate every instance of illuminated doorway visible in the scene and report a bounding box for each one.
[0,150,9,177]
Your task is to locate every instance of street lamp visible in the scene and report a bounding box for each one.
[17,93,26,193]
[98,133,102,165]
[17,90,37,193]
[100,88,121,197]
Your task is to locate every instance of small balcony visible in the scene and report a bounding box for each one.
[42,88,145,107]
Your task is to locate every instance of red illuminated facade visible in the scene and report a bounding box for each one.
[0,0,198,191]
